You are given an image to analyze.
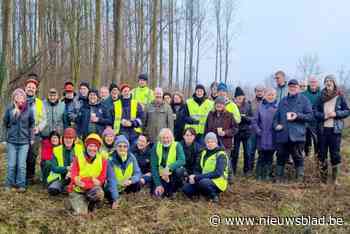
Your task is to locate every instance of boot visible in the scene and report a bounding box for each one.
[296,166,304,183]
[275,165,285,183]
[320,161,328,184]
[255,163,263,181]
[331,165,340,186]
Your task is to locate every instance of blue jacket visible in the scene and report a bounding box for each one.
[252,100,278,150]
[3,105,35,145]
[273,93,313,143]
[315,93,350,134]
[106,152,142,202]
[76,102,113,138]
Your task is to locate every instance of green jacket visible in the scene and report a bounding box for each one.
[150,142,185,187]
[302,86,321,108]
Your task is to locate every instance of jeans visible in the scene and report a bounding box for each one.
[247,134,257,171]
[6,143,30,188]
[319,127,341,166]
[182,178,221,199]
[231,134,250,175]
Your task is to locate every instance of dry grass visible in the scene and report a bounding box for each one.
[0,130,350,234]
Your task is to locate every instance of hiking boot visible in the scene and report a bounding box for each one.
[210,196,220,203]
[255,164,263,181]
[17,187,26,193]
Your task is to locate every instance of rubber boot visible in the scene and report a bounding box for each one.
[264,164,272,181]
[331,165,340,186]
[296,166,304,183]
[255,163,263,181]
[275,165,285,183]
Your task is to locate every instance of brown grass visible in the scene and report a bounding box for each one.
[0,130,350,234]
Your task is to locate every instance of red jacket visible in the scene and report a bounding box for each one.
[41,139,53,161]
[67,155,107,193]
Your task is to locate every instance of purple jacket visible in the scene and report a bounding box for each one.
[252,100,278,150]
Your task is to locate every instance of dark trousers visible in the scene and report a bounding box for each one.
[26,142,39,181]
[247,134,257,171]
[182,178,221,199]
[277,142,304,168]
[40,160,51,185]
[231,134,250,174]
[151,167,185,197]
[305,126,318,156]
[319,127,341,166]
[257,150,274,168]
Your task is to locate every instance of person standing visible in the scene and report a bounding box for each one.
[3,88,34,192]
[315,75,350,185]
[24,74,47,184]
[144,88,174,143]
[302,76,321,157]
[131,74,154,109]
[273,79,313,183]
[274,70,288,104]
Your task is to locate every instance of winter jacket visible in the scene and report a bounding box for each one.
[252,100,278,150]
[276,83,288,104]
[235,101,254,138]
[315,94,350,134]
[180,141,202,175]
[3,105,35,145]
[273,93,313,143]
[106,152,142,202]
[42,100,65,137]
[171,103,186,141]
[205,110,238,149]
[144,101,174,143]
[150,142,185,187]
[76,102,113,139]
[62,95,80,129]
[130,144,152,174]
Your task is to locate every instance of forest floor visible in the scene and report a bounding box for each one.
[0,130,349,234]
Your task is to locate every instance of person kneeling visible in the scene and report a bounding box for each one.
[67,134,107,215]
[151,128,185,198]
[183,132,229,203]
[106,135,142,209]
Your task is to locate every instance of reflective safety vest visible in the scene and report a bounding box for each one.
[132,86,154,106]
[47,144,85,183]
[74,152,104,192]
[200,150,228,192]
[113,157,134,192]
[34,98,44,127]
[185,98,213,134]
[225,101,241,124]
[113,99,142,134]
[100,147,114,160]
[156,141,177,174]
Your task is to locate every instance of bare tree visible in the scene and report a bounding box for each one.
[296,54,322,80]
[92,0,102,88]
[113,0,123,83]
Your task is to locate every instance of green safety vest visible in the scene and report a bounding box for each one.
[113,157,134,192]
[132,86,154,106]
[34,98,44,128]
[156,141,177,174]
[47,144,84,183]
[113,99,142,134]
[200,150,228,192]
[185,98,214,134]
[225,101,241,124]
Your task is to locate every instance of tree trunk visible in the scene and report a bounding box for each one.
[21,0,28,66]
[168,0,174,89]
[158,0,163,87]
[188,0,194,96]
[92,0,102,88]
[113,0,123,83]
[149,0,158,88]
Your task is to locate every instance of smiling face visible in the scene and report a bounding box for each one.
[138,79,147,87]
[255,89,264,98]
[89,92,98,104]
[100,87,109,99]
[235,96,245,105]
[275,74,285,86]
[86,144,98,157]
[48,92,59,103]
[215,103,225,112]
[183,130,195,145]
[63,137,74,149]
[137,135,148,150]
[50,135,60,146]
[111,88,119,100]
[163,95,172,105]
[288,84,299,96]
[264,89,276,103]
[121,87,130,98]
[104,135,115,145]
[116,143,128,157]
[160,130,173,146]
[325,79,335,91]
[25,83,37,97]
[309,78,319,91]
[173,94,182,104]
[14,94,26,106]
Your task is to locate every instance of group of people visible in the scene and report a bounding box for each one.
[3,70,349,215]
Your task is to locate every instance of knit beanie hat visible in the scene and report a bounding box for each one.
[234,86,245,97]
[204,132,218,144]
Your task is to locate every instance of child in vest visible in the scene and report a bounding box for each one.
[41,131,61,186]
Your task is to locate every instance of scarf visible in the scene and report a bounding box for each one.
[321,88,338,103]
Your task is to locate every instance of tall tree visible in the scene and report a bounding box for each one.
[149,0,158,88]
[168,0,174,88]
[113,0,123,83]
[158,0,163,87]
[92,0,102,88]
[187,0,194,96]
